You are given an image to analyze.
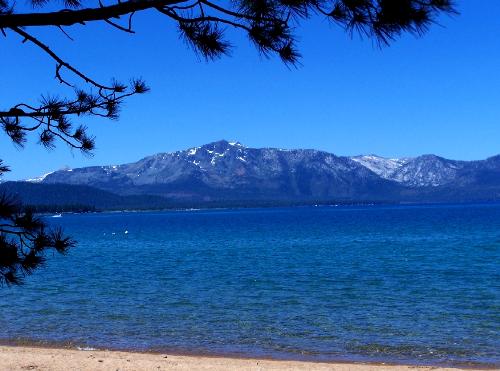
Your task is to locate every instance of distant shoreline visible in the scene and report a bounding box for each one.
[0,344,496,371]
[37,199,500,216]
[32,199,397,214]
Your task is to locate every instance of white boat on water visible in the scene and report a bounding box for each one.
[51,213,63,218]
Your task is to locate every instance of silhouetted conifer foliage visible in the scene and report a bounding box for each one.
[0,0,456,284]
[0,162,75,285]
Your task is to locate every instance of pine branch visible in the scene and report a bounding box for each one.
[0,0,184,28]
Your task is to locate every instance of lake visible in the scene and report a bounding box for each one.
[1,204,499,367]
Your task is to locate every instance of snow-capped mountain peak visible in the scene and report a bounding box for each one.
[22,141,499,197]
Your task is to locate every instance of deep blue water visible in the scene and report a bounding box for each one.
[1,204,499,366]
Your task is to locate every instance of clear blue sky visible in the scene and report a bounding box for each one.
[1,0,499,180]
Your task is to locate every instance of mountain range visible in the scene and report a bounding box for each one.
[2,140,500,210]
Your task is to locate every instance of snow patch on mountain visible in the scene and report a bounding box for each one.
[351,155,410,179]
[351,154,466,187]
[26,171,55,183]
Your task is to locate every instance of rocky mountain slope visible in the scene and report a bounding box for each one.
[23,140,500,204]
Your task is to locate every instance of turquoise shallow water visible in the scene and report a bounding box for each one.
[1,204,499,366]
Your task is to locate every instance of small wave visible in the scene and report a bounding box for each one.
[76,346,97,351]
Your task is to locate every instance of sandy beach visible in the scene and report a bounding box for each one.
[0,345,490,371]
